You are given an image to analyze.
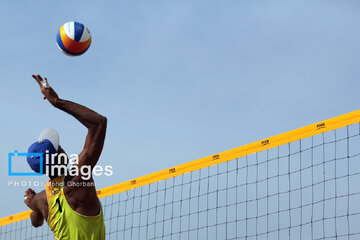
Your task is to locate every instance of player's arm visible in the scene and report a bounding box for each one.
[32,75,107,168]
[54,98,107,169]
[24,189,45,228]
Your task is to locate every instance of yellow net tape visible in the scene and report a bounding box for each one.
[1,109,360,227]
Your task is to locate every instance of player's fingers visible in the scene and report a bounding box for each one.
[26,188,35,194]
[32,74,39,81]
[32,75,42,86]
[36,75,43,81]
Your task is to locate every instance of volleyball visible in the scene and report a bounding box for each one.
[56,21,92,56]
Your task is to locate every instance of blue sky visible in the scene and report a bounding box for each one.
[0,0,360,218]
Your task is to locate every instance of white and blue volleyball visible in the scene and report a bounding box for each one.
[56,21,92,56]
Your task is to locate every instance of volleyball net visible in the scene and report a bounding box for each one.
[1,110,360,239]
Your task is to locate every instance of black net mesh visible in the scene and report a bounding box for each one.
[1,123,360,240]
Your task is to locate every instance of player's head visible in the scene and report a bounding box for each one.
[27,128,67,179]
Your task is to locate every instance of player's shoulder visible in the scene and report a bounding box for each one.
[63,175,96,196]
[36,190,47,201]
[37,190,46,197]
[35,190,48,210]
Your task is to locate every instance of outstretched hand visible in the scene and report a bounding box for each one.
[32,75,59,105]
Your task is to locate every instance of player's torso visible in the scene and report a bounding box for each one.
[62,174,101,216]
[45,176,105,240]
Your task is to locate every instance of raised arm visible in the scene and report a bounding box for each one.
[32,75,107,168]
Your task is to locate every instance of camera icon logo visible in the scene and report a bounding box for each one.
[8,150,43,176]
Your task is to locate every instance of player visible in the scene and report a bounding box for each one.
[23,75,107,240]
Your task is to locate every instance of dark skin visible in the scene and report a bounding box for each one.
[24,75,107,227]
